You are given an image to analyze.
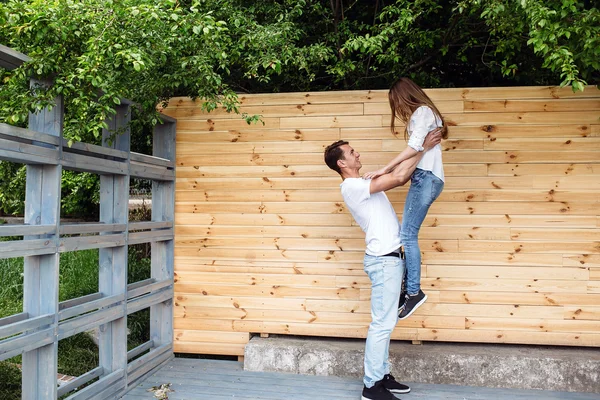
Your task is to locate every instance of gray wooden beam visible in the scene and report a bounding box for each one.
[150,120,176,356]
[98,103,130,393]
[22,78,62,400]
[0,44,30,70]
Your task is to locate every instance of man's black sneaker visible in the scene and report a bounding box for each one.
[398,289,427,320]
[361,380,399,400]
[382,374,411,394]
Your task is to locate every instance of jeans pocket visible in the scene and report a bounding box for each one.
[430,175,444,203]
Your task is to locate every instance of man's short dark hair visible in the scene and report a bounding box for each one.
[324,140,349,175]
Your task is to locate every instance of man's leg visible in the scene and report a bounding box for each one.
[363,255,403,387]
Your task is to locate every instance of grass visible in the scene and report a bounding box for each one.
[0,245,151,398]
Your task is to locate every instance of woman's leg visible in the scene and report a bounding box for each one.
[401,169,444,296]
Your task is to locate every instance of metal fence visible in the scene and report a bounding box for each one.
[0,44,176,399]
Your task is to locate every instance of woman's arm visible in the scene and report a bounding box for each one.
[363,106,438,180]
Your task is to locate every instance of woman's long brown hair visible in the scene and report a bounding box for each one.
[388,77,448,140]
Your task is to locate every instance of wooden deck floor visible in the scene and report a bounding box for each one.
[121,358,599,400]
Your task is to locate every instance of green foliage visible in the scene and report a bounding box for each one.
[0,362,21,400]
[0,0,330,141]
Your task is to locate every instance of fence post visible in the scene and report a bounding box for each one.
[150,119,176,348]
[22,79,62,399]
[98,104,130,391]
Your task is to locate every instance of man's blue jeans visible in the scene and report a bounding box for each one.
[401,168,444,295]
[363,253,404,387]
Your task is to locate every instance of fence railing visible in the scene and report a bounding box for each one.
[0,44,176,399]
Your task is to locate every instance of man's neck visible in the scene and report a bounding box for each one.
[341,169,361,180]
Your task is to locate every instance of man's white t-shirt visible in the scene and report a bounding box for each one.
[340,178,402,256]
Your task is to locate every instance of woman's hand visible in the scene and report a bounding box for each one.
[362,167,388,180]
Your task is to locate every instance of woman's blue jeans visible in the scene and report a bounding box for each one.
[363,254,404,387]
[401,168,444,295]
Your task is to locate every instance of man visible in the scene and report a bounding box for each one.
[323,130,441,400]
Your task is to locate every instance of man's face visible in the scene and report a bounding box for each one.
[339,144,361,171]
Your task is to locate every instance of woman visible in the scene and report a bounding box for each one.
[363,77,447,320]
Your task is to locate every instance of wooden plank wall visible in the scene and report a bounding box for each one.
[162,86,600,356]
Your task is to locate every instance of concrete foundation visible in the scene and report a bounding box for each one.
[244,336,600,393]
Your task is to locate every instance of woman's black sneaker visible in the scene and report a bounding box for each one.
[382,373,411,394]
[361,379,399,400]
[398,289,427,320]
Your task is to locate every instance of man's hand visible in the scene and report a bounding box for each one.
[423,127,443,150]
[362,166,388,180]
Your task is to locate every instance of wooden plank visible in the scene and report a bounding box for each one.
[57,366,104,398]
[177,117,280,131]
[59,233,126,252]
[63,137,128,159]
[130,161,175,181]
[0,327,55,362]
[58,293,124,321]
[98,103,130,388]
[126,343,172,381]
[415,328,600,347]
[59,223,126,235]
[64,368,124,400]
[443,111,600,126]
[0,44,31,69]
[128,229,174,245]
[425,201,599,216]
[130,151,173,167]
[150,120,176,357]
[174,329,250,344]
[421,277,587,293]
[564,306,600,321]
[127,279,172,300]
[174,341,246,356]
[280,115,383,129]
[440,291,600,306]
[174,282,360,299]
[0,122,60,146]
[458,240,600,254]
[174,213,354,227]
[168,103,365,119]
[364,100,464,115]
[58,304,124,340]
[174,271,339,287]
[129,221,173,231]
[465,317,600,333]
[563,254,600,268]
[175,128,340,143]
[61,151,128,175]
[0,224,55,237]
[127,340,154,361]
[464,99,600,113]
[422,214,596,228]
[483,137,600,151]
[0,313,54,340]
[426,265,589,281]
[127,287,173,315]
[0,136,59,160]
[22,79,62,400]
[342,124,595,139]
[510,228,600,242]
[488,164,598,177]
[59,293,103,313]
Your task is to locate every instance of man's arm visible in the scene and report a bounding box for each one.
[369,128,442,194]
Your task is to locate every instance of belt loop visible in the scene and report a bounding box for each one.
[400,246,405,260]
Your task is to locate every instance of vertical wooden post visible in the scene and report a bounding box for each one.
[150,120,175,348]
[22,79,62,399]
[99,104,130,387]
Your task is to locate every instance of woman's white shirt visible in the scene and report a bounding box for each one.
[406,105,445,182]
